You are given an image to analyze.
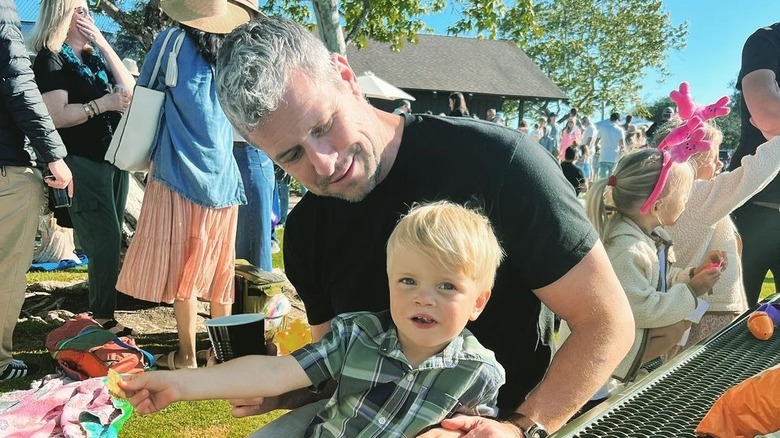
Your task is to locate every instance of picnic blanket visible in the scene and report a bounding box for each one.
[29,253,88,273]
[0,372,132,437]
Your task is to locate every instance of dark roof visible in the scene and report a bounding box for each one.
[346,34,567,101]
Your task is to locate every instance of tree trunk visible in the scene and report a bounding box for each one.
[96,0,166,51]
[311,0,346,55]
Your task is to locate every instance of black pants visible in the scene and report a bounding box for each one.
[65,155,129,319]
[732,202,780,306]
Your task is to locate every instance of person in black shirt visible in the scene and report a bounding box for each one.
[448,91,470,117]
[29,0,135,336]
[215,16,634,436]
[561,145,587,195]
[728,22,780,306]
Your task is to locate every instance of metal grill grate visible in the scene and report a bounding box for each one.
[557,298,780,438]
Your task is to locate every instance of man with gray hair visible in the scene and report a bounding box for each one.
[216,16,634,437]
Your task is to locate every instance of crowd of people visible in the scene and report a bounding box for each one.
[2,1,780,436]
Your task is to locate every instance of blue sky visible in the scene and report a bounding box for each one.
[425,1,780,107]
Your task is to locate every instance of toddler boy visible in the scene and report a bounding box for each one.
[120,201,505,437]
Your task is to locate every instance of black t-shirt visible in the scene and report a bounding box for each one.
[729,22,780,202]
[284,114,598,410]
[561,161,585,195]
[33,48,119,162]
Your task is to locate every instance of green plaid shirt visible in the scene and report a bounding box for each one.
[291,311,505,437]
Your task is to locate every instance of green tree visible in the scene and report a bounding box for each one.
[513,0,687,118]
[92,0,539,62]
[717,82,742,151]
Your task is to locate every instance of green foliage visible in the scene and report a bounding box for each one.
[90,0,169,59]
[341,0,446,50]
[516,0,687,116]
[260,0,315,26]
[716,83,742,151]
[644,96,676,123]
[447,0,535,41]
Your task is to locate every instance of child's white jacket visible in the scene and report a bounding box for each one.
[605,216,696,381]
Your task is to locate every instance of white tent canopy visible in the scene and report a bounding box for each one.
[357,71,416,101]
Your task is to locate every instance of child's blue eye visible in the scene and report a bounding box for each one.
[400,278,415,285]
[439,283,456,291]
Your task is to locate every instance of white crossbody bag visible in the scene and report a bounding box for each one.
[105,29,185,172]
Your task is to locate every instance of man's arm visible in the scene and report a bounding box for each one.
[0,11,72,191]
[742,69,780,138]
[424,242,634,437]
[0,11,67,162]
[517,241,634,431]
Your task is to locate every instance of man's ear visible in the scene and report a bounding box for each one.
[331,53,362,98]
[470,289,492,321]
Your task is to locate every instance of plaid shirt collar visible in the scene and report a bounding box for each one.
[358,311,467,370]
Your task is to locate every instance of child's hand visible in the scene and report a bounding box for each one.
[694,250,728,276]
[689,267,721,297]
[118,371,182,415]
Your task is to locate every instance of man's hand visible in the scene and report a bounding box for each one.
[228,396,281,418]
[46,159,73,197]
[417,415,521,438]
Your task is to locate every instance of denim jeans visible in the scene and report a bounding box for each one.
[248,400,326,437]
[233,144,275,271]
[278,178,290,226]
[598,161,616,179]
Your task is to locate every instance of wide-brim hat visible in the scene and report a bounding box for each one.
[161,0,261,35]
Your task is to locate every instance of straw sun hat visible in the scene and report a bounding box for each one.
[160,0,261,34]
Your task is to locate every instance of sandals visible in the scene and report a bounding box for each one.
[154,350,198,370]
[101,319,139,337]
[196,349,210,364]
[154,351,179,370]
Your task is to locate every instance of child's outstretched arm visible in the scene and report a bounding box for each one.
[118,355,312,415]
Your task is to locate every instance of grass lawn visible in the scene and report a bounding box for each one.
[2,232,776,437]
[2,230,288,437]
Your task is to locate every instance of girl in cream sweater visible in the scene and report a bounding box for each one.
[586,148,723,382]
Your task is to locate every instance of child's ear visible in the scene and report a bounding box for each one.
[470,289,492,321]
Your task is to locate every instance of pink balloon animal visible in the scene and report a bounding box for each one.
[640,127,712,214]
[657,115,703,150]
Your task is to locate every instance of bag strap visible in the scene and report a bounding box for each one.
[112,337,156,368]
[165,31,186,88]
[146,29,186,89]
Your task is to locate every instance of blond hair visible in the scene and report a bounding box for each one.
[587,148,693,243]
[28,0,81,53]
[386,201,505,291]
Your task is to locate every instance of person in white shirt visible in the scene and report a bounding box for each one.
[595,112,626,178]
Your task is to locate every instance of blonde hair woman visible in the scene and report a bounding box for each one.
[31,0,135,335]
